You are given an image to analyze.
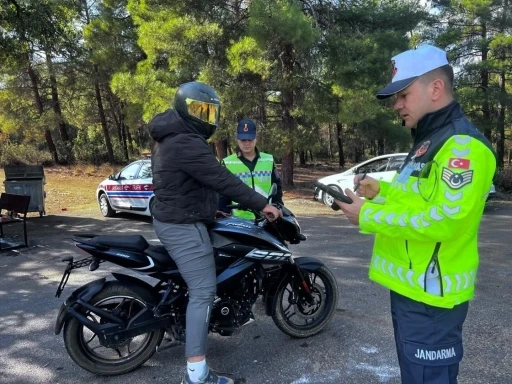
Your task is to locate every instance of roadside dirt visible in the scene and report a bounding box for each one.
[0,163,344,217]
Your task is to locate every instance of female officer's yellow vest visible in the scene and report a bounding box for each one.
[223,152,274,220]
[359,135,496,308]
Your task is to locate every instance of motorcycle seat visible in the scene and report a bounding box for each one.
[94,235,149,252]
[144,245,178,269]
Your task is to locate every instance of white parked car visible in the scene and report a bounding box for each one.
[314,153,496,206]
[96,160,154,217]
[314,153,408,206]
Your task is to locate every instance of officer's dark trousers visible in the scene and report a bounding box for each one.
[390,291,469,384]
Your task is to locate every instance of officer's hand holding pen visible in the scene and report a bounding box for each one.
[353,172,380,199]
[353,172,367,193]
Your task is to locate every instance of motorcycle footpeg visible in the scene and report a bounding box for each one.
[158,330,185,352]
[156,340,182,352]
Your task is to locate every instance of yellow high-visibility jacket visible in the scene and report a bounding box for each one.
[360,102,497,308]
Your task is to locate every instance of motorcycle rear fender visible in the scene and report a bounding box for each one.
[54,278,106,335]
[111,273,157,296]
[263,257,324,316]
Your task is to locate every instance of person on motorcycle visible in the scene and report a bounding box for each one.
[148,81,282,384]
[218,119,283,220]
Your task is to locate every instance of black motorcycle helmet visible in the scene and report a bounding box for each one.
[174,82,221,139]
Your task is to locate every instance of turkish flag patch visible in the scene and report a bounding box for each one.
[448,158,470,169]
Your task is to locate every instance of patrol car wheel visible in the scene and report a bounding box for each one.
[99,193,115,217]
[322,185,341,206]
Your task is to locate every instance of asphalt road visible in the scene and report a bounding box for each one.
[0,203,511,384]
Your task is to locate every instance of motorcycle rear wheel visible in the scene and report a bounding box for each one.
[272,265,338,338]
[63,282,164,376]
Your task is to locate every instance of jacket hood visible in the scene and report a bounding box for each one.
[148,109,203,142]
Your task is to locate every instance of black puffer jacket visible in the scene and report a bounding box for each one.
[149,109,268,224]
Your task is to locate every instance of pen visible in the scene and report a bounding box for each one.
[354,172,367,192]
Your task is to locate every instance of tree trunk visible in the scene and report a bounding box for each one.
[377,138,385,156]
[45,51,69,142]
[44,129,59,164]
[119,102,134,156]
[281,44,295,187]
[496,100,505,168]
[106,89,131,159]
[281,152,294,186]
[481,23,492,142]
[260,85,268,126]
[83,0,114,162]
[495,70,505,168]
[124,122,134,157]
[93,66,115,163]
[114,115,123,145]
[26,62,59,164]
[214,139,227,160]
[118,101,129,161]
[336,121,345,167]
[495,5,507,168]
[299,151,306,165]
[327,123,332,161]
[111,98,129,162]
[120,121,129,162]
[354,140,363,163]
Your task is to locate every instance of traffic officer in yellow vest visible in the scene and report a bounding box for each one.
[218,119,283,219]
[334,45,497,383]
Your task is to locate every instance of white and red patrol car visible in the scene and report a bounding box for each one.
[96,160,154,217]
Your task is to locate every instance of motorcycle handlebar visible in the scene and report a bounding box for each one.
[225,204,279,222]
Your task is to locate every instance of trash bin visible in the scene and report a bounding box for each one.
[3,165,46,217]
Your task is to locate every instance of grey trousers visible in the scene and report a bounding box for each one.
[153,218,216,358]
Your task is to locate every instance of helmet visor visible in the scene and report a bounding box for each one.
[185,98,220,126]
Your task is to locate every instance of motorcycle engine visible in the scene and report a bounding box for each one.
[211,300,237,332]
[211,271,260,335]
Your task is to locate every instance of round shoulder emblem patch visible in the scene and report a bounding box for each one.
[415,140,431,157]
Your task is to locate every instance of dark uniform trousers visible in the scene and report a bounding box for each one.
[390,291,469,384]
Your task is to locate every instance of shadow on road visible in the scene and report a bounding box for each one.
[1,205,511,384]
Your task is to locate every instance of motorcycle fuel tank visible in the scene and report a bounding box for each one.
[209,217,288,252]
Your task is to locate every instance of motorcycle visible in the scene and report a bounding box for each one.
[54,186,339,376]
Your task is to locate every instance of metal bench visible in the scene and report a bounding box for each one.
[0,193,31,251]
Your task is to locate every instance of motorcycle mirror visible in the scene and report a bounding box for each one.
[267,183,277,202]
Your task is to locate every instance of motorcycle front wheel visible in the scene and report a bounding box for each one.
[62,282,164,376]
[272,265,338,338]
